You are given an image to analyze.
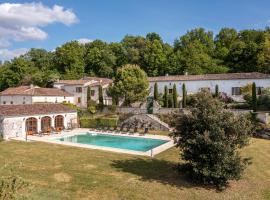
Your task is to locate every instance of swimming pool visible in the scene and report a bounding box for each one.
[54,133,170,152]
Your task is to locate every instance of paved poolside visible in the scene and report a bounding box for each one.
[22,128,175,157]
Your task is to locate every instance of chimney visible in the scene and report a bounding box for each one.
[165,73,169,76]
[184,71,188,76]
[30,84,34,89]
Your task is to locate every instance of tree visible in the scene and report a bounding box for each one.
[87,86,91,107]
[55,41,85,79]
[215,84,219,97]
[182,83,187,108]
[85,40,116,77]
[98,85,104,109]
[252,82,257,112]
[108,64,149,105]
[142,38,167,76]
[154,83,158,100]
[172,91,253,190]
[163,86,168,107]
[173,84,178,108]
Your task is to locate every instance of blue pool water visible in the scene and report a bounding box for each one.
[54,133,169,152]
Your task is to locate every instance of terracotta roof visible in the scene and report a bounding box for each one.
[86,77,113,87]
[55,77,113,87]
[0,86,73,97]
[55,80,91,85]
[149,72,270,82]
[0,104,76,117]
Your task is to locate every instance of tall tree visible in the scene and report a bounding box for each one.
[215,85,219,97]
[172,91,253,190]
[85,40,116,77]
[55,41,85,79]
[98,85,104,109]
[87,86,91,106]
[173,84,178,108]
[108,64,149,105]
[154,82,158,100]
[182,83,187,108]
[252,82,257,112]
[163,86,168,108]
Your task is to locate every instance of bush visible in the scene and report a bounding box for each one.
[87,100,97,114]
[228,103,251,109]
[107,105,117,113]
[80,117,118,128]
[0,176,29,199]
[172,91,253,190]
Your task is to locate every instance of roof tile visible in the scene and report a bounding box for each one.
[0,104,76,117]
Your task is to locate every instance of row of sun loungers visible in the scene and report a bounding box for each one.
[90,126,148,135]
[30,127,66,137]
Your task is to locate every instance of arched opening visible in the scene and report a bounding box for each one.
[25,117,37,135]
[41,116,51,133]
[55,115,64,131]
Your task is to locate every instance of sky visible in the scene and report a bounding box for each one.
[0,0,270,60]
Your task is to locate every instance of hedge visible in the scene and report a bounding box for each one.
[80,117,118,128]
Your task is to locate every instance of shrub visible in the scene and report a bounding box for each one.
[80,117,118,128]
[172,91,253,190]
[252,82,257,112]
[0,176,29,199]
[107,105,117,113]
[87,100,97,114]
[229,103,251,109]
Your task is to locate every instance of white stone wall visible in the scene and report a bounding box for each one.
[0,95,32,105]
[1,112,78,139]
[149,78,270,98]
[54,84,112,108]
[0,95,74,105]
[32,96,74,104]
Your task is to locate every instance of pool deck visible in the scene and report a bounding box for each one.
[19,128,175,157]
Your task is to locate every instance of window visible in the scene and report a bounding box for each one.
[23,101,25,104]
[91,90,95,96]
[64,96,66,99]
[26,117,37,134]
[10,101,13,104]
[3,101,6,105]
[55,115,64,129]
[169,89,173,94]
[76,87,82,93]
[78,97,81,103]
[232,87,241,95]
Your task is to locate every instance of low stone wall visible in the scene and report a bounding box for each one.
[116,107,147,114]
[257,112,270,124]
[154,108,179,114]
[121,114,170,131]
[116,107,180,115]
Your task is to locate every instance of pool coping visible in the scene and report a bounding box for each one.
[25,128,175,157]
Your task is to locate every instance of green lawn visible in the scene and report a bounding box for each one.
[0,138,270,200]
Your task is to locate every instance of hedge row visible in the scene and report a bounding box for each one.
[80,117,118,128]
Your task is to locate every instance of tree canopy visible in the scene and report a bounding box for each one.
[108,64,149,105]
[172,91,253,189]
[1,27,270,92]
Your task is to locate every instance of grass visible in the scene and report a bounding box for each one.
[0,138,269,200]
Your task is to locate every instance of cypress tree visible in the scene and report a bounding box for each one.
[98,85,104,109]
[87,86,91,107]
[182,83,187,108]
[173,84,178,108]
[163,86,168,108]
[154,82,158,100]
[215,84,219,97]
[252,82,257,112]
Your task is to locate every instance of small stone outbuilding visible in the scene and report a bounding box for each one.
[0,104,78,139]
